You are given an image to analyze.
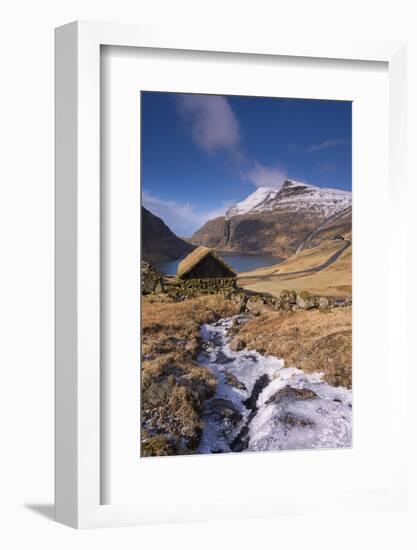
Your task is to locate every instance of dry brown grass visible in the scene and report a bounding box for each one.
[238,307,352,388]
[239,240,345,278]
[142,294,240,361]
[141,294,240,456]
[274,241,345,274]
[239,246,352,299]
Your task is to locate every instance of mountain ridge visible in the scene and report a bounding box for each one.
[142,206,195,265]
[226,179,351,218]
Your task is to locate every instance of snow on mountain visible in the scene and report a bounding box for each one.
[226,179,351,219]
[226,187,279,217]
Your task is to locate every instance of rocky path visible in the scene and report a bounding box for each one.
[197,316,352,454]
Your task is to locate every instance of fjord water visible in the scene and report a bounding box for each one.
[156,254,283,275]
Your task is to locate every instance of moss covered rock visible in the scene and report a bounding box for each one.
[141,261,163,295]
[279,289,297,311]
[296,291,318,310]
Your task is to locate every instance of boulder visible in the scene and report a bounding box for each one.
[318,296,333,310]
[224,371,247,392]
[296,291,318,310]
[266,385,317,405]
[141,261,163,294]
[279,289,297,311]
[245,294,278,315]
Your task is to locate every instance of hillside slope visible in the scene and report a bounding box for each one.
[238,240,352,299]
[142,207,195,265]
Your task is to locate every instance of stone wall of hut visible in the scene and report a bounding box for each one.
[141,261,236,298]
[163,276,236,299]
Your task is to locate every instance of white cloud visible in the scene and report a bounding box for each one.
[245,162,287,189]
[307,138,349,152]
[142,190,231,237]
[176,94,241,157]
[176,94,291,193]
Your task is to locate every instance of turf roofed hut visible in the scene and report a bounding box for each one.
[176,246,237,294]
[178,246,236,280]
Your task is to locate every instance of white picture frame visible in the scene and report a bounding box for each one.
[55,21,407,529]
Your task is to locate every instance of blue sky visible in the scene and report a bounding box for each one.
[141,92,351,237]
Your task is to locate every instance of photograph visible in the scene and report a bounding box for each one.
[140,91,352,457]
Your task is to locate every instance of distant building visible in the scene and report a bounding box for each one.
[177,246,237,280]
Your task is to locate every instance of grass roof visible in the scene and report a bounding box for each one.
[177,246,237,279]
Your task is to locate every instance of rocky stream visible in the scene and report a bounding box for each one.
[197,315,352,454]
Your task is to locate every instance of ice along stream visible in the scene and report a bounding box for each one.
[197,315,352,454]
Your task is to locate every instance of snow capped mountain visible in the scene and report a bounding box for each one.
[226,187,279,217]
[226,179,351,219]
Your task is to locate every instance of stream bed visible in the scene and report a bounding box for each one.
[197,315,352,454]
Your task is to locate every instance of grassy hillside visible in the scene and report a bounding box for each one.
[238,240,352,299]
[239,239,345,277]
[238,306,352,387]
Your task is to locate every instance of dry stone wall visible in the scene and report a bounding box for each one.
[141,262,351,310]
[163,277,236,299]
